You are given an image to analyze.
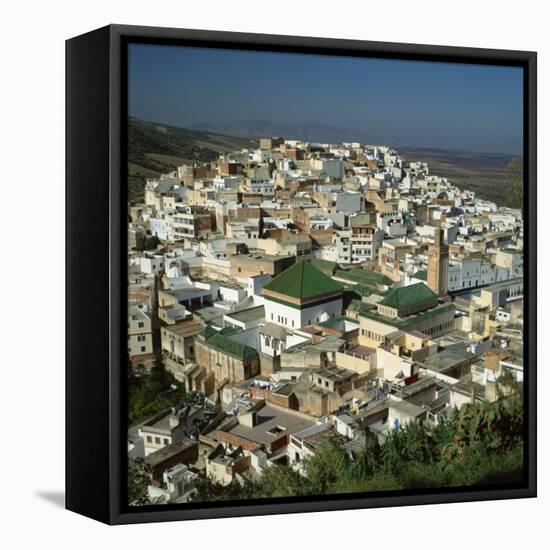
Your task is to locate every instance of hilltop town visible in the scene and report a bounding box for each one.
[127,136,524,504]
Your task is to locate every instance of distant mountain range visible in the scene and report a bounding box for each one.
[191,120,523,157]
[190,120,377,145]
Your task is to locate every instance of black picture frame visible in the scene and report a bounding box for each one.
[66,24,537,525]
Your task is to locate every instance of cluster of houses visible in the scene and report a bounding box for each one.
[127,137,524,504]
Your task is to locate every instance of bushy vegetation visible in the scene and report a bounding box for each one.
[143,235,160,251]
[190,375,524,503]
[128,362,203,426]
[128,458,152,505]
[506,158,524,209]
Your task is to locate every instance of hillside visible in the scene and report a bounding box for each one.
[127,118,522,208]
[127,117,257,203]
[400,147,522,208]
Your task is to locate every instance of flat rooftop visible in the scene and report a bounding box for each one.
[345,345,377,359]
[225,305,265,323]
[165,287,211,298]
[419,343,477,373]
[232,253,292,264]
[141,409,178,434]
[145,440,197,468]
[259,323,290,340]
[316,365,357,383]
[163,318,204,336]
[194,306,225,324]
[228,403,315,446]
[389,399,426,418]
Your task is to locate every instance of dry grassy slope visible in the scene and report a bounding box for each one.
[127,117,257,203]
[400,148,521,207]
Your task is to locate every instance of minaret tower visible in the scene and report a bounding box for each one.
[427,228,449,297]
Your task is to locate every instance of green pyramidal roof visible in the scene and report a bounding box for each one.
[263,260,342,300]
[414,269,427,281]
[380,282,437,309]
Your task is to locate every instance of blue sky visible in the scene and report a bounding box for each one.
[128,43,523,154]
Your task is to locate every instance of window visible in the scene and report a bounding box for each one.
[163,438,169,445]
[155,437,161,444]
[138,322,144,328]
[146,435,152,443]
[141,346,146,352]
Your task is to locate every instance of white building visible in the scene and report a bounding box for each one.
[261,261,343,330]
[128,305,154,363]
[140,254,165,274]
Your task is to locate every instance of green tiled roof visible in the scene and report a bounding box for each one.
[414,269,427,281]
[347,299,377,313]
[380,283,437,310]
[334,268,392,288]
[343,285,373,297]
[317,316,358,329]
[201,326,257,362]
[359,302,455,329]
[199,326,219,340]
[309,258,338,275]
[263,260,342,300]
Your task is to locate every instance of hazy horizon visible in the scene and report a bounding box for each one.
[128,44,523,155]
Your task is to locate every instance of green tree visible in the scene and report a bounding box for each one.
[381,422,433,477]
[144,235,160,250]
[302,435,353,494]
[185,388,524,502]
[127,362,188,426]
[253,463,311,498]
[431,413,457,456]
[441,379,523,462]
[191,475,245,502]
[350,434,382,481]
[128,458,152,505]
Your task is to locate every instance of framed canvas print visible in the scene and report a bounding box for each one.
[66,25,537,525]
